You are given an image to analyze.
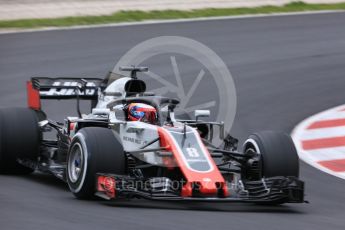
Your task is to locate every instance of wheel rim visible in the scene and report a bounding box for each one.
[245,147,256,155]
[243,139,262,180]
[68,143,84,183]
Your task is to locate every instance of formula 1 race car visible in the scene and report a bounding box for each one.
[0,66,304,204]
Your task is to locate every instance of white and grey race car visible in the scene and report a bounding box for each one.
[0,66,305,204]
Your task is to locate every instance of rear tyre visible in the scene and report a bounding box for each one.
[0,107,40,174]
[66,127,126,199]
[243,131,299,178]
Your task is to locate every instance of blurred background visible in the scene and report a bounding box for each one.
[0,0,344,20]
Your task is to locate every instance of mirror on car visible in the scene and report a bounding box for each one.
[38,120,49,127]
[92,108,110,116]
[194,110,210,121]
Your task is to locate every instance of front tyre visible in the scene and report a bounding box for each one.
[243,131,299,178]
[66,127,126,199]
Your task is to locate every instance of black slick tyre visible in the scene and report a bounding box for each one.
[66,127,126,199]
[0,107,40,174]
[243,131,299,178]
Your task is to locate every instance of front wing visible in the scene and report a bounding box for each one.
[95,174,305,204]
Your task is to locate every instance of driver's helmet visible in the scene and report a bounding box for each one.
[127,103,157,124]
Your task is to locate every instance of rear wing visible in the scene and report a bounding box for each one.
[27,77,106,111]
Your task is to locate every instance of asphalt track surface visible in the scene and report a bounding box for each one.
[1,12,345,230]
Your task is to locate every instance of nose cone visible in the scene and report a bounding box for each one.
[181,181,229,197]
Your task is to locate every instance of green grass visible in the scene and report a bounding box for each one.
[1,1,345,29]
